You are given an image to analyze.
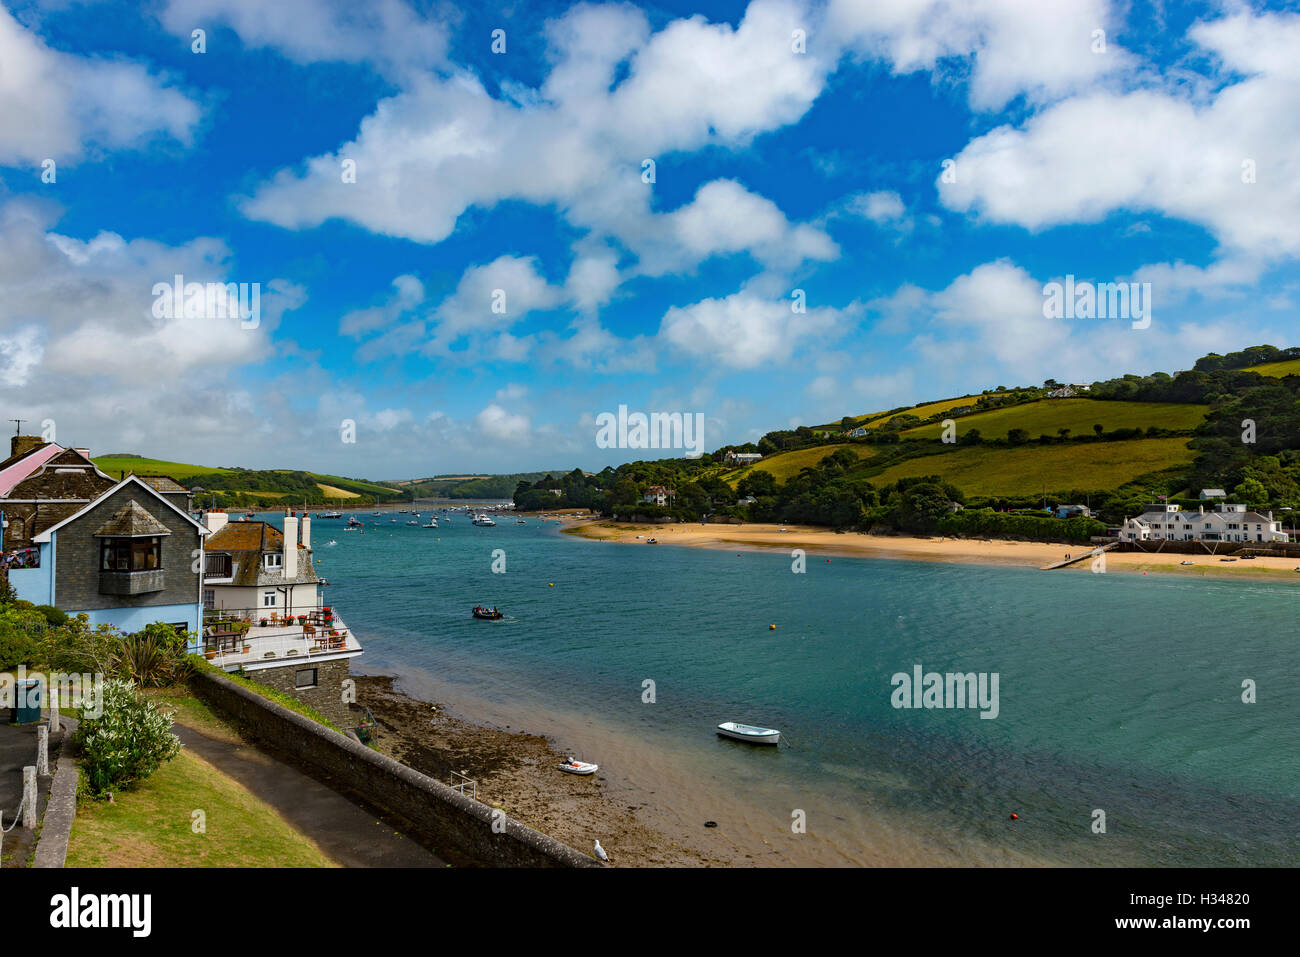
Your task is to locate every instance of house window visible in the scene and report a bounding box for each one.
[262,590,276,608]
[264,553,283,569]
[295,668,318,690]
[203,589,215,609]
[100,536,162,571]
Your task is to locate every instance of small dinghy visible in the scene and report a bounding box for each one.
[716,721,780,746]
[472,606,503,620]
[557,757,598,776]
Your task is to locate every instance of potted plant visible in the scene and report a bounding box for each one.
[204,650,218,660]
[297,615,307,624]
[259,617,268,627]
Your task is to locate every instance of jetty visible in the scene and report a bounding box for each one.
[1041,542,1116,570]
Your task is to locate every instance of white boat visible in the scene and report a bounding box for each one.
[716,721,780,746]
[424,519,439,528]
[472,513,496,526]
[557,757,598,776]
[406,520,419,526]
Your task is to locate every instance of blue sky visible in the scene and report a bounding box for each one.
[1,0,1299,477]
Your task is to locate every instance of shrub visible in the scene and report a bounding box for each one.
[35,604,69,627]
[113,632,193,687]
[73,679,181,796]
[0,604,49,669]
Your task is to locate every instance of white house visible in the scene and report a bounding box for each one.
[1118,503,1287,544]
[642,485,675,506]
[844,427,870,438]
[1199,489,1227,500]
[724,451,764,464]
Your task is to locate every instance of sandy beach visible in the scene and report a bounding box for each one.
[559,519,1300,582]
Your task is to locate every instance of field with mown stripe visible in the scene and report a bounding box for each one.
[862,437,1196,496]
[901,398,1207,440]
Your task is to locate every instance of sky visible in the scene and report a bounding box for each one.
[1,0,1299,478]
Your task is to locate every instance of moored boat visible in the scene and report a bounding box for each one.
[716,721,780,746]
[557,757,598,776]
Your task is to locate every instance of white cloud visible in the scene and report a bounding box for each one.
[158,0,449,78]
[0,5,199,165]
[659,289,849,369]
[827,0,1133,110]
[475,403,531,442]
[939,10,1300,273]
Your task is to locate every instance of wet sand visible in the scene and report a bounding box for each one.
[561,520,1300,582]
[354,675,723,867]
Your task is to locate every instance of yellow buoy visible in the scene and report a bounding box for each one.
[549,582,554,587]
[769,624,776,630]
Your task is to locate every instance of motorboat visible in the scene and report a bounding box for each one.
[424,519,439,528]
[472,606,503,620]
[472,513,496,526]
[716,721,780,746]
[557,758,598,776]
[406,520,419,526]
[346,516,362,528]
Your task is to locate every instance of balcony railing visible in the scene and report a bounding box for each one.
[201,604,359,668]
[204,553,232,579]
[100,568,165,595]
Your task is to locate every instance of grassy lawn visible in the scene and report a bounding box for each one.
[864,437,1197,496]
[66,748,337,868]
[145,687,245,744]
[864,395,984,430]
[316,482,361,498]
[901,398,1207,441]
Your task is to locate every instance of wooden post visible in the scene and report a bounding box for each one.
[22,767,36,828]
[36,725,49,776]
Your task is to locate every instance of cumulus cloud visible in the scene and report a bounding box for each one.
[659,289,850,369]
[939,10,1300,272]
[157,0,449,78]
[0,5,199,165]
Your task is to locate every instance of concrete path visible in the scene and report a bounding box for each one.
[173,724,443,867]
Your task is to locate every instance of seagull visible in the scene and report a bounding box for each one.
[593,840,609,862]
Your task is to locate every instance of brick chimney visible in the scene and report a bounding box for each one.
[282,514,298,578]
[10,435,42,458]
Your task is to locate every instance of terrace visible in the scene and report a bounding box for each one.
[200,606,362,669]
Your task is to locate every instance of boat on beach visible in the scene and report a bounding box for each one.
[716,721,780,746]
[557,758,598,776]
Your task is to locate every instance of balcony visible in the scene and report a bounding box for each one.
[100,569,165,595]
[201,606,362,669]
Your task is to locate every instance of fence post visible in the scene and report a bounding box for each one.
[36,726,49,776]
[50,691,60,734]
[22,767,36,828]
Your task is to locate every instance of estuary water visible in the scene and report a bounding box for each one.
[280,510,1299,866]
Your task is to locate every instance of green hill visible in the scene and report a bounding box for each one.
[862,437,1197,497]
[900,398,1208,441]
[92,455,403,504]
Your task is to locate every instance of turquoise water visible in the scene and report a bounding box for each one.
[287,510,1298,866]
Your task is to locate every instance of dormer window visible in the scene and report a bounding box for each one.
[264,553,282,569]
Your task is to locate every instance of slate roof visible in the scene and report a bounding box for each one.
[205,520,318,587]
[137,474,189,493]
[93,500,172,537]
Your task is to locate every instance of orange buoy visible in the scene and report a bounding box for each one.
[1009,813,1019,820]
[769,624,775,630]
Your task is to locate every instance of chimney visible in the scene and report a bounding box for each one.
[282,513,298,578]
[204,509,228,534]
[1199,505,1204,514]
[72,448,90,460]
[10,435,42,458]
[300,512,311,550]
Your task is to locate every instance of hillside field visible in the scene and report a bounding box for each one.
[93,455,233,479]
[1248,358,1300,378]
[723,443,869,485]
[862,437,1196,496]
[902,398,1207,440]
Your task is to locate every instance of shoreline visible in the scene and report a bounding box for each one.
[353,675,723,867]
[558,519,1300,582]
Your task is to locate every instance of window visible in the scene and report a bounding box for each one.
[203,589,214,609]
[100,536,162,571]
[295,668,318,690]
[264,553,283,569]
[262,591,276,608]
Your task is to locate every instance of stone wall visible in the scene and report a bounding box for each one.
[55,485,201,614]
[243,656,354,728]
[190,670,599,868]
[1115,540,1300,557]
